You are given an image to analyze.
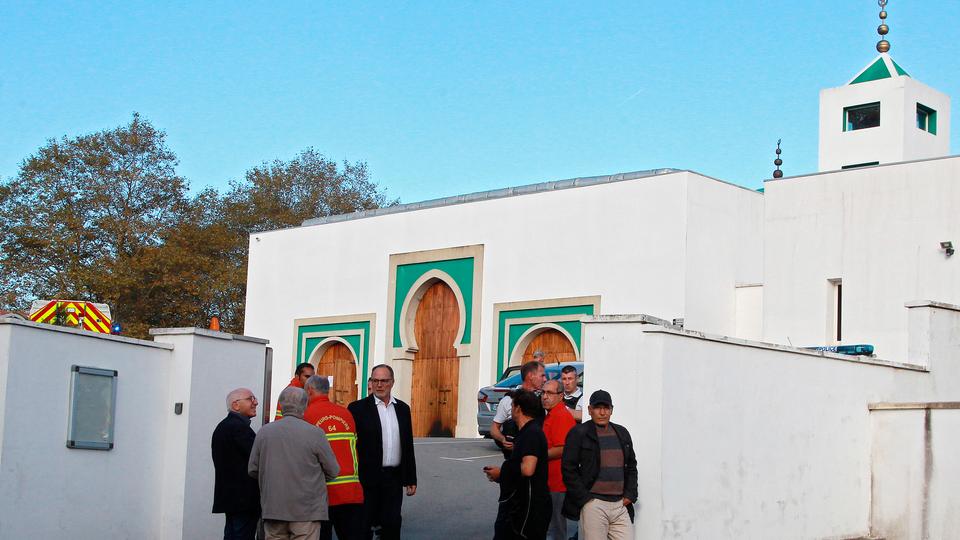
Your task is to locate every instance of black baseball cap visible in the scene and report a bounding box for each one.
[589,390,613,407]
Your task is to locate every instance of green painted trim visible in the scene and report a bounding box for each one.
[496,304,595,377]
[296,321,371,398]
[850,58,891,85]
[891,59,909,77]
[392,257,475,347]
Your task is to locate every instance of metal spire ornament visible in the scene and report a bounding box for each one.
[876,0,890,53]
[773,140,784,179]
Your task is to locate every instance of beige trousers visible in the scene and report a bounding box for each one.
[579,498,633,540]
[263,520,321,540]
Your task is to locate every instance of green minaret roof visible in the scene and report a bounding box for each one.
[848,53,910,85]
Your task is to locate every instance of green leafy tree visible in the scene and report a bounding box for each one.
[212,148,397,332]
[0,113,189,335]
[1,120,395,338]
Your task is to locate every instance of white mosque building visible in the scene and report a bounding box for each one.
[244,50,956,434]
[240,13,960,538]
[0,9,957,540]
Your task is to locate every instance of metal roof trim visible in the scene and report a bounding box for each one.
[297,168,681,228]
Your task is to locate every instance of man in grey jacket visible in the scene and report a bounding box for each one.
[249,386,340,540]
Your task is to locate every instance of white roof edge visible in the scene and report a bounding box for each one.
[764,153,960,184]
[905,300,960,312]
[292,168,682,230]
[0,317,174,350]
[149,327,270,344]
[252,166,762,235]
[582,314,927,372]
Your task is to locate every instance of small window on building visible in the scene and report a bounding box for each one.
[843,102,881,131]
[917,104,937,134]
[827,279,843,343]
[67,365,118,450]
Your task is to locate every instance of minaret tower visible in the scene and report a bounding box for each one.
[817,1,951,171]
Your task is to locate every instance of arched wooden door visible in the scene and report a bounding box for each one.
[411,281,460,437]
[521,328,577,364]
[315,342,358,406]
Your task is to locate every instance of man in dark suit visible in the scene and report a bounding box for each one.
[348,364,417,540]
[212,387,261,540]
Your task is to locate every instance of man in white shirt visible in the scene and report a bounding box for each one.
[348,365,417,540]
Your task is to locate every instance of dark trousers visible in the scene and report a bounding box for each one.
[493,501,512,540]
[223,512,259,540]
[362,467,404,540]
[321,503,364,540]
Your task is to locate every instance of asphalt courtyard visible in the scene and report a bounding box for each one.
[400,437,505,539]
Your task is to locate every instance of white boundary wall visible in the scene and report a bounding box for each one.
[0,319,267,540]
[581,305,959,540]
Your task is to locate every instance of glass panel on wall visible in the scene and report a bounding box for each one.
[67,366,118,450]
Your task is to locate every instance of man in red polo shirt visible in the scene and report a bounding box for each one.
[304,375,364,540]
[541,379,576,540]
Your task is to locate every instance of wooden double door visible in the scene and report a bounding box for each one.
[521,328,577,364]
[316,342,358,406]
[411,281,460,437]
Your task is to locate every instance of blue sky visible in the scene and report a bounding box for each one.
[2,1,958,203]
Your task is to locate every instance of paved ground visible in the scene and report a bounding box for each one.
[401,437,504,539]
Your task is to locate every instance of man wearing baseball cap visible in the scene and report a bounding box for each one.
[560,390,638,540]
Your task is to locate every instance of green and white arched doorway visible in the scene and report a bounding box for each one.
[492,296,600,378]
[386,245,484,438]
[514,324,579,366]
[293,313,376,403]
[309,338,358,406]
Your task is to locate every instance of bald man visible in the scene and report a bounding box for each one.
[212,388,261,540]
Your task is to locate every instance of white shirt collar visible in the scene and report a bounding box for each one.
[375,394,397,406]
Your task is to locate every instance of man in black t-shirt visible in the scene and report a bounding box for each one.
[484,389,551,540]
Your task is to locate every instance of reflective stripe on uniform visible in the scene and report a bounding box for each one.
[324,431,360,486]
[327,474,361,485]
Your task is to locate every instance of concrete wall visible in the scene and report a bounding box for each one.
[579,315,959,540]
[0,319,266,540]
[244,171,762,436]
[763,156,960,362]
[151,328,268,540]
[870,407,960,540]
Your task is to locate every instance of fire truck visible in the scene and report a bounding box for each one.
[28,300,113,334]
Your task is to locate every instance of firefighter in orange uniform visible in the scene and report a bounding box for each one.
[275,362,315,419]
[303,375,365,540]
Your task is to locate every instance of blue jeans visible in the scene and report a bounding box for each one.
[224,512,259,540]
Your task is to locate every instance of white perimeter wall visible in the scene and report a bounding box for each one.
[581,313,960,540]
[244,171,762,434]
[763,156,960,361]
[0,320,266,540]
[151,328,268,540]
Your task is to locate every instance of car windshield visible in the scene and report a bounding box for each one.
[497,373,523,387]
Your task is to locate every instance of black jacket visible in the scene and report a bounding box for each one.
[348,395,417,488]
[560,420,638,521]
[211,412,261,514]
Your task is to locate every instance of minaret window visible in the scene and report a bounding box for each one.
[843,102,881,131]
[917,104,937,134]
